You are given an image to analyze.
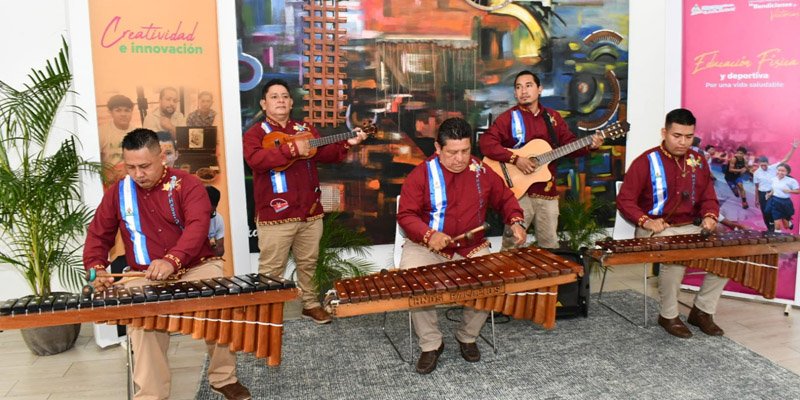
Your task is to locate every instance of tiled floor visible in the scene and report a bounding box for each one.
[0,265,798,399]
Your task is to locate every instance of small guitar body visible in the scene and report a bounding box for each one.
[482,139,554,199]
[261,123,376,172]
[261,131,317,172]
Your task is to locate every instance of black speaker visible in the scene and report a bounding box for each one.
[549,248,590,318]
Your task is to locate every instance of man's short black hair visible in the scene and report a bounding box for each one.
[107,94,134,110]
[156,131,176,147]
[205,186,221,207]
[514,70,541,87]
[665,108,696,128]
[159,87,178,99]
[704,144,715,151]
[437,117,472,147]
[736,146,747,153]
[122,128,161,153]
[261,79,291,99]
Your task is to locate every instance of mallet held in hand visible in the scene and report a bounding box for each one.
[85,268,146,282]
[450,222,490,246]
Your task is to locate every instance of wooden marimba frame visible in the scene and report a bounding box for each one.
[326,247,583,330]
[587,230,800,326]
[0,273,299,367]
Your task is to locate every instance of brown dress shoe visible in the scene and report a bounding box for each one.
[415,342,444,374]
[211,381,252,400]
[687,306,724,336]
[658,315,692,338]
[301,306,332,324]
[456,338,481,362]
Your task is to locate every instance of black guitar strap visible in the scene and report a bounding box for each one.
[540,108,559,147]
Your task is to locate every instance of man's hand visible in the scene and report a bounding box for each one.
[515,156,538,175]
[701,216,717,232]
[347,127,369,146]
[160,116,176,134]
[642,218,669,234]
[589,133,604,149]
[294,138,311,157]
[510,223,527,246]
[427,231,452,251]
[91,269,115,293]
[145,259,175,281]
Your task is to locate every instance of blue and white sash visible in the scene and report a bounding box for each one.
[119,176,151,265]
[647,152,668,216]
[511,110,526,149]
[426,158,447,231]
[263,122,288,193]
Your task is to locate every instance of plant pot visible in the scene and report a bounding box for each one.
[21,322,81,356]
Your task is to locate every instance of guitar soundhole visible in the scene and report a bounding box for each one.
[274,140,281,147]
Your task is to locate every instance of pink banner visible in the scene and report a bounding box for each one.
[681,0,800,300]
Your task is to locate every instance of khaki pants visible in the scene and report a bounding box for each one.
[399,241,490,352]
[124,259,237,400]
[635,224,729,319]
[257,219,323,309]
[502,195,559,250]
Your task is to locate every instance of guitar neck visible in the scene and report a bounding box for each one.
[534,135,595,164]
[309,131,356,148]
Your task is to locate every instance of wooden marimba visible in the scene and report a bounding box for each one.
[590,230,800,299]
[0,273,298,366]
[326,247,583,330]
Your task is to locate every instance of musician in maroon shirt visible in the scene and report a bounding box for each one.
[617,108,726,339]
[243,79,368,324]
[398,118,527,374]
[479,70,603,250]
[83,129,251,400]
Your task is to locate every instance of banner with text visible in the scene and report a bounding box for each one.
[88,0,233,274]
[682,0,800,301]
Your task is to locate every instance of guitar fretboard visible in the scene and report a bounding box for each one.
[309,131,357,148]
[533,134,597,164]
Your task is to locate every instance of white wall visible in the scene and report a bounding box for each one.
[0,1,672,297]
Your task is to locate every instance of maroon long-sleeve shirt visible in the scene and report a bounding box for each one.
[243,117,348,224]
[83,168,214,274]
[479,104,589,197]
[398,155,524,258]
[617,145,719,227]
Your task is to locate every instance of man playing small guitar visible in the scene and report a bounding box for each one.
[479,70,604,250]
[243,79,368,324]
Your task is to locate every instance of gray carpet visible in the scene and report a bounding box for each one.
[195,291,800,399]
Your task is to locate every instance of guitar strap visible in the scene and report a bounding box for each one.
[540,108,559,147]
[262,122,288,193]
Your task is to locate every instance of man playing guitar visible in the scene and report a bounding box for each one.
[479,70,604,250]
[243,79,368,324]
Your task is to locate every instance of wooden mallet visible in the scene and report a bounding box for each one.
[450,222,490,247]
[85,269,146,282]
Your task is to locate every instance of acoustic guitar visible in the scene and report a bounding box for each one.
[262,123,376,172]
[482,121,629,199]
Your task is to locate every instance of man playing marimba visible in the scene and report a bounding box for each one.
[617,108,726,339]
[83,129,251,399]
[397,118,527,374]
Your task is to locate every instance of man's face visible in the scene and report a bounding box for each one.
[760,162,769,171]
[110,106,132,129]
[435,138,471,173]
[735,150,745,159]
[198,94,213,112]
[160,141,178,168]
[123,146,165,190]
[160,89,179,116]
[661,123,695,157]
[514,74,542,107]
[260,85,293,121]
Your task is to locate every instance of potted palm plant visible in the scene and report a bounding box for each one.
[294,212,374,300]
[0,40,99,355]
[552,197,611,317]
